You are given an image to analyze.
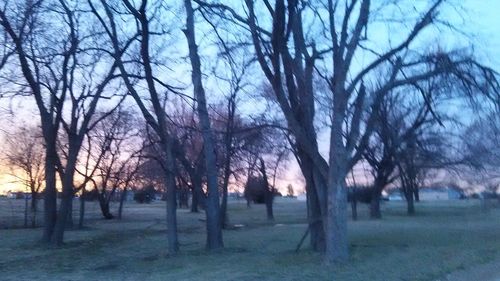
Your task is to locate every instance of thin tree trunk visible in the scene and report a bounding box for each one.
[265,190,274,221]
[191,186,199,213]
[118,187,126,219]
[165,139,179,255]
[78,191,85,228]
[413,187,420,202]
[220,153,231,228]
[66,205,74,229]
[98,196,114,219]
[260,159,274,221]
[179,188,189,209]
[370,177,385,219]
[31,194,37,228]
[370,192,382,219]
[184,0,223,250]
[24,194,29,228]
[406,188,415,215]
[351,198,358,221]
[220,180,229,228]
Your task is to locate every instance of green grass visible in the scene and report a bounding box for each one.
[0,198,499,281]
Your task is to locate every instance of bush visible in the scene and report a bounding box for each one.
[134,186,156,204]
[244,176,267,204]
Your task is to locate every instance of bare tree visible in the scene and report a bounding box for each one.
[0,0,124,245]
[462,113,500,186]
[3,125,44,228]
[364,87,439,218]
[184,0,224,249]
[88,0,183,254]
[82,109,143,219]
[194,0,499,263]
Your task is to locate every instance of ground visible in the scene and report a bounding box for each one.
[0,198,499,281]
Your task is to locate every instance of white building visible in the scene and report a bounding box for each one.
[419,186,464,200]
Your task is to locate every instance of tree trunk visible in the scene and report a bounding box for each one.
[191,188,199,213]
[52,147,78,246]
[179,188,189,209]
[190,173,204,212]
[265,190,274,221]
[370,192,382,219]
[220,152,231,228]
[98,193,114,220]
[406,189,415,215]
[52,186,73,245]
[260,159,274,221]
[31,194,37,228]
[325,101,349,263]
[118,187,126,219]
[370,177,385,219]
[413,187,420,202]
[78,192,85,228]
[299,154,326,252]
[41,143,58,243]
[220,180,229,228]
[326,168,349,263]
[165,139,179,255]
[184,0,223,250]
[24,194,29,228]
[66,205,74,229]
[350,198,358,221]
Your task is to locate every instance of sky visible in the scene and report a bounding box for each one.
[0,0,499,195]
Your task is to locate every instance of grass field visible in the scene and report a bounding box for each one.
[0,198,499,281]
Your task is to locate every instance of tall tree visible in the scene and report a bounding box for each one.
[184,0,223,249]
[0,0,123,245]
[89,0,182,254]
[3,125,45,228]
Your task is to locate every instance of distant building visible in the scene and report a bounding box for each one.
[419,186,465,200]
[296,194,307,201]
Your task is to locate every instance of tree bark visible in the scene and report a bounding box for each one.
[52,146,79,246]
[299,154,326,252]
[165,139,179,254]
[41,142,58,243]
[325,95,349,263]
